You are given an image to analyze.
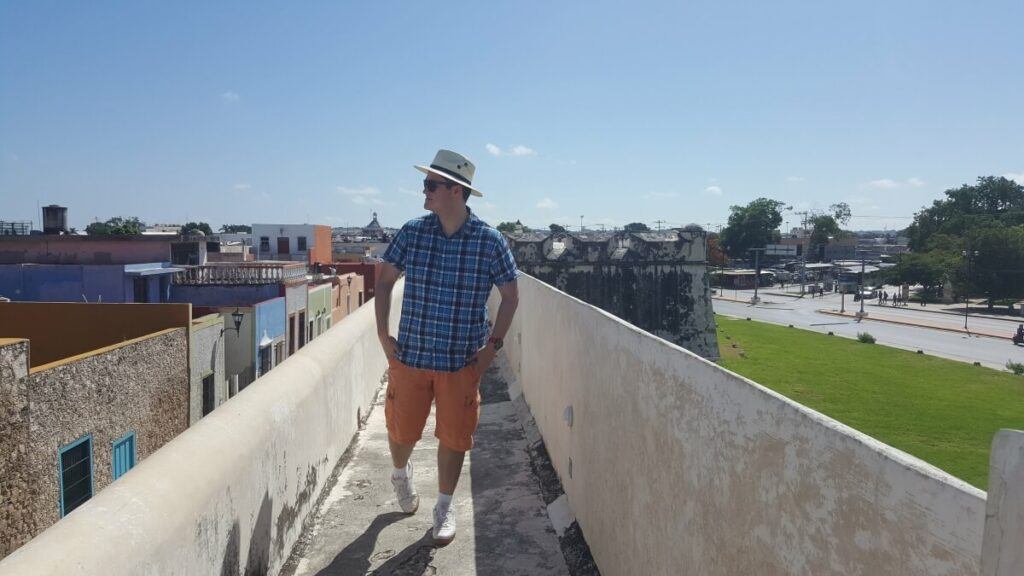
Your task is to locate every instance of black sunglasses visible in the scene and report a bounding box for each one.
[423,178,457,192]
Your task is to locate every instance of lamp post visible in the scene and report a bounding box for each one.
[222,308,244,336]
[963,249,978,331]
[749,247,765,304]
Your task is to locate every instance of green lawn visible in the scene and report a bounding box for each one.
[715,315,1024,489]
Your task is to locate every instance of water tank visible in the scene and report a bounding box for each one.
[42,205,68,234]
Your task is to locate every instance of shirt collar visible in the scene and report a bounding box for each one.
[429,208,478,239]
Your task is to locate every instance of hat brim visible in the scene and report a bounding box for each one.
[414,165,483,197]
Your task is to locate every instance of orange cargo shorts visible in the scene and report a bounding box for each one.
[384,357,482,452]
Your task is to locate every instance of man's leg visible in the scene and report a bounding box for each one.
[437,444,466,495]
[390,438,416,469]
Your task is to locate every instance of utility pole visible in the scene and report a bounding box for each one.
[963,248,978,331]
[749,247,766,304]
[858,251,867,319]
[580,215,584,232]
[654,219,666,231]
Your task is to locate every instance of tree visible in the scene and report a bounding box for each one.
[906,176,1024,251]
[181,221,214,236]
[830,202,852,226]
[720,198,786,258]
[220,224,252,233]
[707,234,728,266]
[623,222,650,232]
[497,220,530,233]
[888,251,957,300]
[902,176,1024,308]
[549,223,567,233]
[85,216,144,236]
[808,214,843,254]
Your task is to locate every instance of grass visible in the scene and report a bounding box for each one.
[715,315,1024,489]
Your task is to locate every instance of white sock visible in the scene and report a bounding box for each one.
[437,492,453,511]
[393,462,410,478]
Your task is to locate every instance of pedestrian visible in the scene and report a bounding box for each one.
[376,149,520,546]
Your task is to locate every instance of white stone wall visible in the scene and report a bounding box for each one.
[496,275,988,576]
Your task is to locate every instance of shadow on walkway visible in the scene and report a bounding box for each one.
[313,512,435,575]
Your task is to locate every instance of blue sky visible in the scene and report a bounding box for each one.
[2,1,1022,233]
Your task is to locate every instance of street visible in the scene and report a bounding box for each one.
[713,288,1024,370]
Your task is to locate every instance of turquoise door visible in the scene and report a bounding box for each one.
[112,433,136,480]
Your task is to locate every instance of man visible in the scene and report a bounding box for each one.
[375,149,519,546]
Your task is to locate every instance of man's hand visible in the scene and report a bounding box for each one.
[380,334,401,360]
[469,342,497,375]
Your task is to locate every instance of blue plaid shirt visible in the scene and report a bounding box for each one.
[383,209,518,372]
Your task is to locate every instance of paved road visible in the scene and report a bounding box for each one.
[714,289,1024,370]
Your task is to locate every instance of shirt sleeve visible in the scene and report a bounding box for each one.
[383,223,411,271]
[489,231,519,286]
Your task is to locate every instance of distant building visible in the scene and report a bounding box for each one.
[0,222,31,236]
[0,302,195,557]
[506,229,719,360]
[170,262,308,383]
[323,271,365,326]
[361,212,388,241]
[327,262,379,300]
[252,224,332,265]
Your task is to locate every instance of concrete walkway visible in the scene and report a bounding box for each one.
[280,362,583,576]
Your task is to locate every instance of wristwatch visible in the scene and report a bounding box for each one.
[488,336,504,351]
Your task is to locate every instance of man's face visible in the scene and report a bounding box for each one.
[423,175,461,213]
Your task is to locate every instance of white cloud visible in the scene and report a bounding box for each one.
[644,191,678,200]
[475,201,498,214]
[703,185,723,196]
[233,183,251,191]
[486,143,537,157]
[509,145,537,157]
[221,91,240,104]
[536,197,558,210]
[397,186,420,197]
[337,186,381,197]
[1004,172,1024,185]
[864,177,924,190]
[338,186,387,206]
[866,178,899,189]
[786,176,806,183]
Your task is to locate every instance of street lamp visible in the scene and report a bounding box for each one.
[222,308,245,336]
[963,249,978,331]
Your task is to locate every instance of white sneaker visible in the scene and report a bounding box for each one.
[391,463,419,514]
[432,504,456,546]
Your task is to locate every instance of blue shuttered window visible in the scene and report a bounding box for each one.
[59,435,93,517]
[112,433,136,480]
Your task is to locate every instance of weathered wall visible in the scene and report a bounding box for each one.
[0,329,189,558]
[0,340,31,558]
[189,315,227,425]
[0,283,402,576]
[510,231,719,360]
[496,275,986,576]
[0,302,191,368]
